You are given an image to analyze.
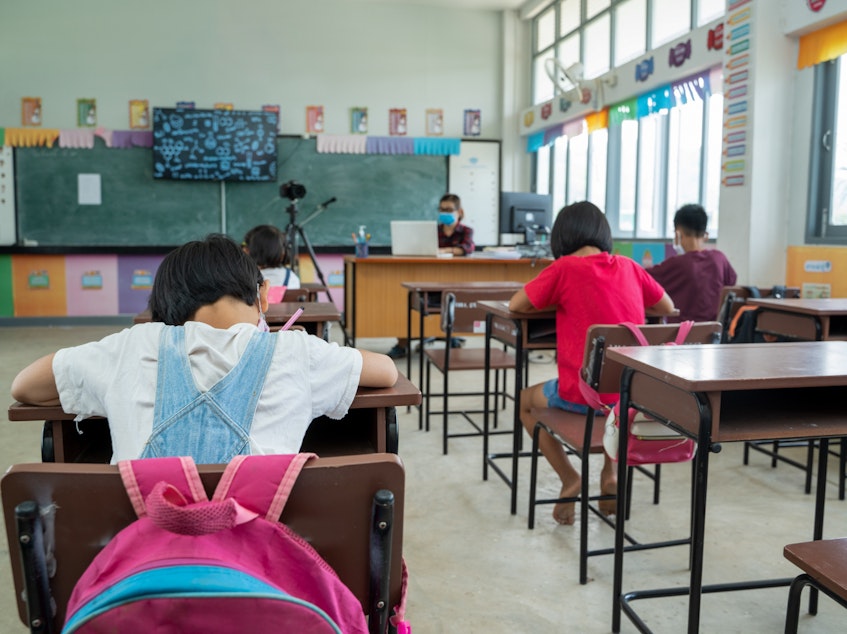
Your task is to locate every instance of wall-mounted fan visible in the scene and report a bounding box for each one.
[544,58,617,109]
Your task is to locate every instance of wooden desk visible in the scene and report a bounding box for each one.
[479,300,557,515]
[608,342,847,634]
[8,374,421,463]
[282,282,328,302]
[344,255,550,344]
[134,301,341,339]
[748,298,847,341]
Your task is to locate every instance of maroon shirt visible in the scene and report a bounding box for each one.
[438,223,474,254]
[648,249,737,322]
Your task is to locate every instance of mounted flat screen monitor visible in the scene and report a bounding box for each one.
[152,108,278,181]
[498,191,553,237]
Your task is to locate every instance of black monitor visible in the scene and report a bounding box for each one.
[499,192,553,241]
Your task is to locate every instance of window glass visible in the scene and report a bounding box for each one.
[588,129,608,211]
[618,120,638,232]
[704,93,724,235]
[536,144,551,196]
[533,54,555,105]
[652,0,691,49]
[557,33,581,70]
[552,136,568,213]
[697,0,725,26]
[586,0,611,20]
[637,115,662,237]
[667,100,704,226]
[831,59,847,226]
[567,132,588,203]
[536,7,556,53]
[583,13,611,79]
[614,0,646,67]
[559,0,580,36]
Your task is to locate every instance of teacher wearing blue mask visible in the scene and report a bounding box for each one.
[437,194,475,256]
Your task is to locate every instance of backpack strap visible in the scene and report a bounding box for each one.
[621,320,695,347]
[673,320,695,345]
[213,453,317,521]
[118,456,207,518]
[283,268,291,286]
[620,322,650,346]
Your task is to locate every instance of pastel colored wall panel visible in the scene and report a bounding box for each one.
[12,255,68,316]
[786,246,847,298]
[118,255,165,315]
[64,255,119,316]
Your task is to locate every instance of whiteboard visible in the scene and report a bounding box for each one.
[448,140,500,246]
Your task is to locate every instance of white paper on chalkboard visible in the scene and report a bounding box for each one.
[78,174,101,205]
[448,140,500,246]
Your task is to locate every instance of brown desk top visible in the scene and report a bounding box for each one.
[747,298,847,315]
[346,255,549,265]
[400,281,524,292]
[9,374,420,422]
[606,341,847,392]
[134,302,340,326]
[477,299,556,319]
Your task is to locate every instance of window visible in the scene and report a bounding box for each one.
[588,129,608,211]
[536,7,557,53]
[567,132,589,202]
[808,55,847,240]
[667,99,705,224]
[583,13,610,79]
[697,0,725,26]
[614,0,646,67]
[552,135,568,212]
[533,54,555,105]
[560,0,580,36]
[651,0,691,49]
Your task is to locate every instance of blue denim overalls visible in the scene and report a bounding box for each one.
[140,326,276,463]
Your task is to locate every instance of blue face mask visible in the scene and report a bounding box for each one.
[439,212,457,226]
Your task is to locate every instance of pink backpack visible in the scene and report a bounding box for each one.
[61,454,385,633]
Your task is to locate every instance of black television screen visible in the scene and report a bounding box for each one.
[152,108,278,181]
[498,191,553,236]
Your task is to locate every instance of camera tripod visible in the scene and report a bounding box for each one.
[283,198,350,346]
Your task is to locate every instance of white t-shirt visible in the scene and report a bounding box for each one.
[261,266,300,289]
[53,322,362,462]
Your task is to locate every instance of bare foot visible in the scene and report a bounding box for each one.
[598,475,617,516]
[553,479,581,525]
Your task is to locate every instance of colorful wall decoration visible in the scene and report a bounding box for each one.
[786,245,847,298]
[721,0,753,188]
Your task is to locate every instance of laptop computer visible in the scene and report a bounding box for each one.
[390,220,446,257]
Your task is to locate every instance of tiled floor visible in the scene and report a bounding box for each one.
[1,323,845,632]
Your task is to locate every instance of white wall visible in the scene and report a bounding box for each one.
[0,0,506,140]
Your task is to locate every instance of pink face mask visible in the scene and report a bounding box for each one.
[257,314,270,332]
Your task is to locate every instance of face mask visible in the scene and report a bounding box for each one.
[438,212,457,225]
[672,243,685,256]
[257,314,270,332]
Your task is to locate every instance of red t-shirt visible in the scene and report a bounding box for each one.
[525,252,665,404]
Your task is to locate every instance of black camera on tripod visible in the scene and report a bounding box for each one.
[279,180,306,201]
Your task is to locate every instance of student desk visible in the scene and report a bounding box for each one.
[282,282,328,302]
[478,300,557,515]
[134,302,341,339]
[747,297,847,341]
[607,341,847,634]
[7,374,421,463]
[343,255,550,345]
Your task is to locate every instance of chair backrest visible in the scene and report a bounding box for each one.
[441,288,518,336]
[716,285,801,340]
[282,287,311,303]
[581,322,722,394]
[1,453,405,629]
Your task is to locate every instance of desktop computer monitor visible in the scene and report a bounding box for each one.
[498,192,553,243]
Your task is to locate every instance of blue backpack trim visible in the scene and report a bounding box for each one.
[62,564,342,633]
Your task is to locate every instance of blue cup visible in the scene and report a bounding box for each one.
[355,242,369,258]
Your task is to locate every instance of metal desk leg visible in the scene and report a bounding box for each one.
[809,437,829,615]
[510,320,524,516]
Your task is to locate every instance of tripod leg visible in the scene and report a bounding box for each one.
[296,226,352,347]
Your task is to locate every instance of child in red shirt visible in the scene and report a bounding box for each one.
[509,201,674,525]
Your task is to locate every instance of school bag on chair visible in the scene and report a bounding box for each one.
[579,321,697,466]
[60,453,389,634]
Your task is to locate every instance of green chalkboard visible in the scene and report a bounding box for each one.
[15,136,448,247]
[225,137,447,246]
[16,139,221,247]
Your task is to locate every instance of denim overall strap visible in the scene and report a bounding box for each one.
[142,326,277,463]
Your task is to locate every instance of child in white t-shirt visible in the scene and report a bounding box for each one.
[11,234,397,463]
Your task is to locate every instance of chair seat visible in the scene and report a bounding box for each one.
[531,407,606,454]
[424,348,515,372]
[784,538,847,598]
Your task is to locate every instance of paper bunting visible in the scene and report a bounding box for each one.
[3,128,60,148]
[59,129,95,149]
[316,134,368,154]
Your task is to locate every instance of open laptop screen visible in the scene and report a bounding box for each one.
[390,221,440,257]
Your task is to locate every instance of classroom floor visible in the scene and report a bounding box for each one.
[1,323,846,633]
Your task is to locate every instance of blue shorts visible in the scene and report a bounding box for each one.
[542,378,590,415]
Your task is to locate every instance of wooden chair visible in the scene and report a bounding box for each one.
[2,453,405,634]
[527,322,722,585]
[784,538,847,633]
[423,289,517,455]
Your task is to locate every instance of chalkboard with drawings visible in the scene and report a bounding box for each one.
[13,136,449,247]
[152,108,278,182]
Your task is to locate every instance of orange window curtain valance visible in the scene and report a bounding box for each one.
[797,19,847,69]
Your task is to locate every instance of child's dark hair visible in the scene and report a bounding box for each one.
[149,234,262,325]
[243,224,288,268]
[673,204,709,237]
[550,201,613,258]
